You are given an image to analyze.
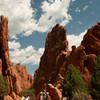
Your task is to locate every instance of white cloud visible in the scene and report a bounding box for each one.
[9,41,44,65]
[0,0,37,37]
[78,21,82,25]
[75,7,80,13]
[9,41,21,50]
[67,30,87,50]
[0,0,72,37]
[72,0,76,2]
[83,5,88,11]
[35,0,72,32]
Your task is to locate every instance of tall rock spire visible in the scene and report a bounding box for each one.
[33,24,69,95]
[0,15,12,75]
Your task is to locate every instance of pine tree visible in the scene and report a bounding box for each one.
[0,75,10,100]
[61,64,88,99]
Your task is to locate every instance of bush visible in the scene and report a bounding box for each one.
[91,55,100,100]
[20,88,35,99]
[61,64,88,99]
[0,75,10,99]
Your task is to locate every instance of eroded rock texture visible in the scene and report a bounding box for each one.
[81,22,100,55]
[33,23,100,99]
[0,15,13,75]
[7,63,33,95]
[0,16,33,100]
[33,24,69,95]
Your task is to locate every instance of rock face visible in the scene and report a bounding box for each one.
[0,16,33,99]
[0,15,13,75]
[7,63,33,95]
[33,23,100,99]
[47,84,62,100]
[81,22,100,55]
[66,45,87,72]
[65,46,96,86]
[33,24,69,95]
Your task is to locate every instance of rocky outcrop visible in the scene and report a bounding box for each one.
[47,84,62,100]
[7,63,33,95]
[66,45,87,72]
[81,22,100,55]
[0,15,33,99]
[33,24,69,95]
[33,23,100,98]
[4,95,13,100]
[0,16,13,75]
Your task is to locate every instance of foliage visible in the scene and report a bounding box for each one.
[72,90,90,100]
[20,88,35,99]
[0,75,10,98]
[91,55,100,100]
[61,64,88,99]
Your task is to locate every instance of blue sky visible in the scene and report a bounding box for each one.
[0,0,100,74]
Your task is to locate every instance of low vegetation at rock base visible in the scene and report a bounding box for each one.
[0,75,10,100]
[91,55,100,100]
[20,88,35,99]
[61,64,88,99]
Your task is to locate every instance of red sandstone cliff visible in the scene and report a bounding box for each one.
[0,15,13,75]
[33,23,100,99]
[0,16,33,100]
[81,22,100,55]
[33,24,69,96]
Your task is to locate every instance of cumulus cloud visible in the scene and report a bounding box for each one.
[83,5,88,11]
[67,30,87,50]
[0,0,37,37]
[72,0,76,2]
[35,0,72,32]
[0,0,72,37]
[9,41,44,65]
[75,7,80,13]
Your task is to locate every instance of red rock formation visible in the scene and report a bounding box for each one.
[47,84,62,100]
[85,54,97,73]
[33,23,100,98]
[7,63,33,95]
[66,45,87,72]
[81,23,100,55]
[0,16,33,99]
[0,15,13,75]
[4,95,13,100]
[33,24,69,95]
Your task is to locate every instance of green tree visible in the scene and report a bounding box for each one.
[91,55,100,100]
[20,88,35,99]
[61,64,88,99]
[0,75,10,100]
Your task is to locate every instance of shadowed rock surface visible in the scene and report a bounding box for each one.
[81,22,100,55]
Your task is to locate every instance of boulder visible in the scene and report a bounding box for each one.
[47,84,62,100]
